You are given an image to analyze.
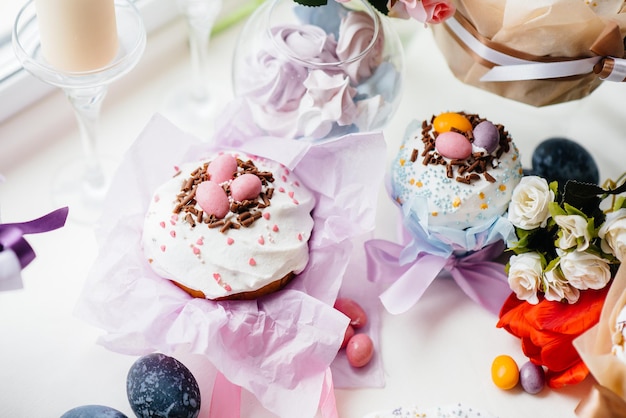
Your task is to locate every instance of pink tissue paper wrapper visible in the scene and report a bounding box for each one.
[75,114,387,417]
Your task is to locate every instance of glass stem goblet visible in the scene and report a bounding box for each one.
[164,0,222,139]
[66,86,108,198]
[12,0,146,224]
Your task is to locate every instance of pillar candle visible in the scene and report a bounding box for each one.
[35,0,119,72]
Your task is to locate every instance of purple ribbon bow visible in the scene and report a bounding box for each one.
[0,207,69,269]
[365,238,512,316]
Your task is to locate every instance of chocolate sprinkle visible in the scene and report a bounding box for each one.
[412,112,513,185]
[174,157,275,232]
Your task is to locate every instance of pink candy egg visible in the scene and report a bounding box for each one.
[435,131,472,160]
[341,325,355,350]
[196,181,229,219]
[230,173,262,202]
[334,298,368,329]
[346,333,374,368]
[472,120,499,153]
[207,154,238,184]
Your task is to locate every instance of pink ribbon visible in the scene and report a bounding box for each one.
[0,207,69,269]
[209,372,241,418]
[208,368,338,418]
[365,239,512,315]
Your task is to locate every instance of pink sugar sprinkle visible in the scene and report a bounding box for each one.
[278,187,285,193]
[224,283,232,291]
[196,237,204,245]
[160,245,166,252]
[272,224,279,232]
[192,246,200,255]
[213,273,221,283]
[227,237,235,245]
[281,175,287,182]
[258,236,265,245]
[297,233,303,241]
[170,230,176,238]
[263,212,271,220]
[284,168,289,174]
[159,221,166,228]
[249,258,256,266]
[294,181,300,187]
[172,214,179,221]
[288,191,294,198]
[173,165,180,172]
[154,195,160,202]
[292,199,299,205]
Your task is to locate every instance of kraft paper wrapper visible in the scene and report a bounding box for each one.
[431,0,626,106]
[574,256,626,416]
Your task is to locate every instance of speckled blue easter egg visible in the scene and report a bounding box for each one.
[530,137,599,186]
[60,405,128,418]
[472,120,499,153]
[127,353,201,418]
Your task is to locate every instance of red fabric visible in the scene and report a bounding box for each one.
[497,287,610,388]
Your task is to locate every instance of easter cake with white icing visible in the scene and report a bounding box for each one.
[391,112,523,230]
[142,151,315,300]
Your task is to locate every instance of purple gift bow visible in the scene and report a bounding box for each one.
[0,207,69,269]
[364,238,512,316]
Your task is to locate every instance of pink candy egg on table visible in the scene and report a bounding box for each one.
[472,120,499,153]
[435,131,472,160]
[433,112,472,133]
[207,153,238,184]
[341,325,355,349]
[346,333,374,368]
[231,173,263,202]
[196,181,229,219]
[334,298,368,329]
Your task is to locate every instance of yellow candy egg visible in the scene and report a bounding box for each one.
[491,355,519,390]
[433,112,472,133]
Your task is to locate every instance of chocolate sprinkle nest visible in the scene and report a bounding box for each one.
[173,158,275,232]
[411,112,512,184]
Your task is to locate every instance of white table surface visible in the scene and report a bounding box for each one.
[1,11,625,418]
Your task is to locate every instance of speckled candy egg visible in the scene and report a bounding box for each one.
[433,112,472,133]
[472,120,499,153]
[60,405,128,418]
[127,353,201,418]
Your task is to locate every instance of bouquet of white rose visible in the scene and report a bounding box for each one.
[506,174,626,304]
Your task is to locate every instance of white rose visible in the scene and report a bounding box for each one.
[507,252,543,304]
[599,208,626,262]
[544,266,580,304]
[507,176,554,230]
[554,214,592,251]
[559,250,612,290]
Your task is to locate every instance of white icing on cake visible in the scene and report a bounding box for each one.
[391,116,523,230]
[142,152,315,300]
[363,403,499,418]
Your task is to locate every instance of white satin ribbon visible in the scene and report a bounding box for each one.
[444,16,624,82]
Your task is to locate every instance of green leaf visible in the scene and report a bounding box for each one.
[367,0,390,14]
[293,0,328,6]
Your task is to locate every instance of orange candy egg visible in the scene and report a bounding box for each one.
[491,355,519,390]
[433,112,472,133]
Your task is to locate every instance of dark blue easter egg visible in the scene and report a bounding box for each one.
[530,137,599,185]
[60,405,128,418]
[127,353,201,418]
